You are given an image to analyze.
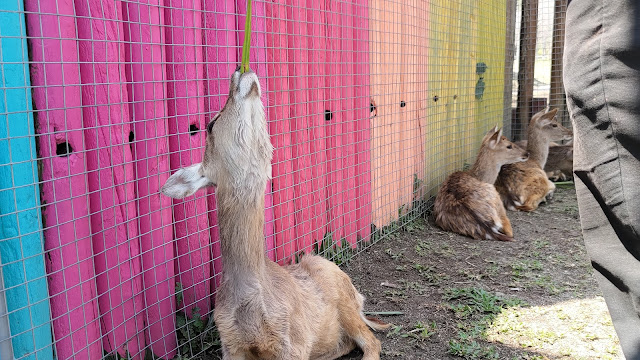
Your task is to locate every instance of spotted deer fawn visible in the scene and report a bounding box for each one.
[495,108,573,211]
[433,126,529,241]
[161,68,390,360]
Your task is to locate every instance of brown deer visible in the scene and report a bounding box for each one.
[515,139,574,181]
[495,108,573,211]
[433,126,529,241]
[161,68,390,360]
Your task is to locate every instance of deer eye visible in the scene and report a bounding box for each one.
[552,124,558,127]
[507,145,513,149]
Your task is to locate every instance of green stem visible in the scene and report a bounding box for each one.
[363,311,405,316]
[553,181,574,186]
[240,0,252,73]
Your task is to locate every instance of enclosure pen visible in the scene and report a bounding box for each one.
[0,0,580,358]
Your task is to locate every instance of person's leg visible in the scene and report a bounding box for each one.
[564,0,640,358]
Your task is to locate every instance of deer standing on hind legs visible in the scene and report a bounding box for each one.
[161,68,390,360]
[434,126,529,241]
[495,108,573,212]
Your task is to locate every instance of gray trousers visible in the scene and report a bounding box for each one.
[563,0,640,358]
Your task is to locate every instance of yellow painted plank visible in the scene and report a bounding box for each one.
[476,0,507,142]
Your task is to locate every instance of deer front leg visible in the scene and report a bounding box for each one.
[161,162,215,199]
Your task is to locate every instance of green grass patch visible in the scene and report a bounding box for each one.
[443,288,524,359]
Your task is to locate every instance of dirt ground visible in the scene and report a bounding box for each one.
[339,185,623,360]
[175,185,623,360]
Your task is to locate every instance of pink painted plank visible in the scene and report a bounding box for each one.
[121,0,177,357]
[24,2,102,359]
[266,0,297,264]
[202,0,236,295]
[306,0,329,247]
[236,0,276,261]
[353,0,373,242]
[339,1,359,247]
[250,0,277,261]
[164,0,211,318]
[285,1,314,254]
[73,0,146,357]
[325,0,346,246]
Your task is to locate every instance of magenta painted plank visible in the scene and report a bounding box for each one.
[266,0,297,264]
[24,2,102,359]
[325,0,346,245]
[202,0,236,295]
[236,0,276,260]
[264,181,276,261]
[284,1,314,254]
[73,0,146,357]
[255,0,276,261]
[306,0,329,246]
[339,1,359,247]
[353,0,373,242]
[252,0,277,261]
[121,0,177,357]
[164,0,211,318]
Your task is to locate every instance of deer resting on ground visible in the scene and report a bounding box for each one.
[495,108,573,211]
[161,68,390,360]
[515,139,574,181]
[433,126,529,241]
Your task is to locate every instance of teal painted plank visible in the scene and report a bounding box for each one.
[0,1,54,359]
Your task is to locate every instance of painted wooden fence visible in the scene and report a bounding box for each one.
[369,0,430,226]
[3,0,509,357]
[423,0,506,197]
[22,0,269,357]
[266,0,373,262]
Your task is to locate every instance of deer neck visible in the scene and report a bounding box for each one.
[216,182,268,284]
[526,126,550,168]
[469,151,502,184]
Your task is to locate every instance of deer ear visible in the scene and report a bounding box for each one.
[538,108,559,126]
[161,163,213,199]
[487,127,502,149]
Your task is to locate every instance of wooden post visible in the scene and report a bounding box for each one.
[515,0,538,140]
[503,0,517,136]
[549,0,569,128]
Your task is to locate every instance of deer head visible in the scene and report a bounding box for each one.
[481,126,530,166]
[530,108,573,142]
[161,68,273,201]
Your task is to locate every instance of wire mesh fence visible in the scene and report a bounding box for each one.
[0,0,569,358]
[513,0,569,141]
